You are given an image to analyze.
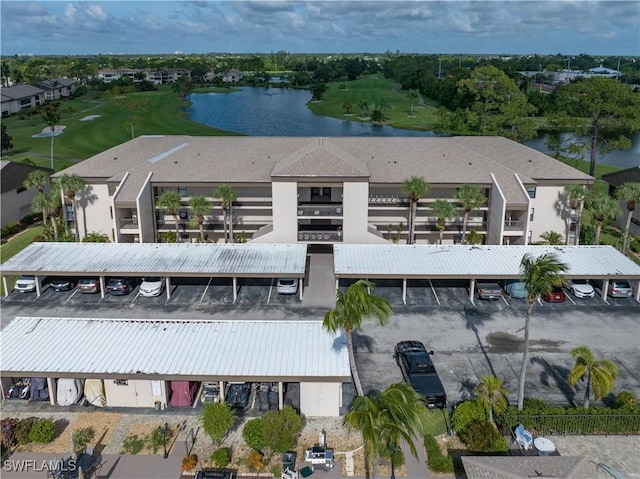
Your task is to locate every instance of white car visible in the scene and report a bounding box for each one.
[567,279,595,298]
[139,277,165,297]
[276,277,299,295]
[15,275,37,293]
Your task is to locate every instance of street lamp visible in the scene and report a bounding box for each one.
[159,422,169,459]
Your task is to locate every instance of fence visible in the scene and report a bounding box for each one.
[500,414,640,436]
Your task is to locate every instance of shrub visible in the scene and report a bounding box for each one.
[14,417,38,444]
[460,420,508,453]
[182,454,198,471]
[630,237,640,254]
[424,436,454,474]
[149,425,172,454]
[211,447,231,468]
[1,418,19,451]
[72,427,95,449]
[263,406,303,454]
[451,399,485,435]
[121,434,145,454]
[242,418,267,452]
[245,450,265,472]
[28,419,55,444]
[201,402,235,445]
[616,391,638,410]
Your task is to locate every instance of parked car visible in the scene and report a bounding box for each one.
[394,341,447,409]
[14,275,37,293]
[226,383,251,409]
[543,286,566,303]
[476,281,503,300]
[48,277,75,292]
[502,280,528,299]
[77,278,99,294]
[200,383,220,404]
[276,277,299,295]
[608,280,633,298]
[566,279,595,298]
[139,277,165,297]
[106,277,134,295]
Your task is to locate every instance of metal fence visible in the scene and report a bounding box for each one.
[500,414,640,436]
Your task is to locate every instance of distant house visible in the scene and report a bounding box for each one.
[203,70,218,83]
[0,84,46,117]
[97,68,139,83]
[602,166,640,237]
[97,68,191,84]
[0,161,53,227]
[222,69,243,83]
[32,77,78,101]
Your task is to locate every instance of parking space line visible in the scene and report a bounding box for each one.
[267,278,274,304]
[65,289,80,303]
[131,291,141,303]
[565,292,576,305]
[501,295,509,306]
[428,279,440,306]
[200,277,214,303]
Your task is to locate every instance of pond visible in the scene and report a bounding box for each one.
[186,87,640,168]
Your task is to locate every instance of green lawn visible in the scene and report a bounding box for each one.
[425,408,450,436]
[2,85,236,171]
[306,76,441,131]
[0,224,45,295]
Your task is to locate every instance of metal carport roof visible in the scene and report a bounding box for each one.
[0,317,351,382]
[0,242,307,277]
[334,244,640,279]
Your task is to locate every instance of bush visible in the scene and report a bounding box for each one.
[460,420,508,453]
[263,406,303,454]
[451,399,485,435]
[149,425,172,454]
[424,436,454,474]
[211,447,231,468]
[1,418,19,451]
[72,427,95,449]
[630,237,640,254]
[201,402,235,444]
[14,417,38,444]
[245,450,265,472]
[28,419,56,444]
[121,434,144,454]
[616,391,638,410]
[182,454,198,471]
[242,418,267,452]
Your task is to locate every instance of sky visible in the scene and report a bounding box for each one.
[1,1,639,57]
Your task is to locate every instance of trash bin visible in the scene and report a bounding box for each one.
[283,452,296,472]
[154,401,161,410]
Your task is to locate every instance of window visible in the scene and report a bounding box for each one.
[179,209,188,220]
[178,186,187,197]
[529,208,535,221]
[16,186,27,194]
[526,186,536,198]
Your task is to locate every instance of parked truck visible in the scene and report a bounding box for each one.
[394,340,447,409]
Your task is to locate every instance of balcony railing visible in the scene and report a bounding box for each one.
[504,220,524,231]
[297,204,343,217]
[298,230,343,242]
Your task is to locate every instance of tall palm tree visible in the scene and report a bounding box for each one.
[431,199,457,245]
[24,169,50,224]
[157,190,182,242]
[587,192,621,245]
[32,188,61,240]
[564,184,587,245]
[615,182,640,253]
[323,279,393,397]
[56,173,85,242]
[343,383,428,479]
[402,176,429,244]
[357,99,369,118]
[213,184,238,243]
[567,345,618,408]
[474,374,509,424]
[454,184,486,245]
[188,195,211,242]
[539,230,564,245]
[518,253,567,410]
[41,103,60,171]
[406,89,419,116]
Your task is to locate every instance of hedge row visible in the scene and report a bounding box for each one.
[0,213,40,243]
[424,435,454,474]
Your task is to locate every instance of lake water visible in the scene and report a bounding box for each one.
[186,87,640,168]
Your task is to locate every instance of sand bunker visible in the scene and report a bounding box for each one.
[80,115,101,121]
[32,125,66,138]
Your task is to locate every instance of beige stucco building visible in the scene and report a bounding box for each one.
[54,135,593,246]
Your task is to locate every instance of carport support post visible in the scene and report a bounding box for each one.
[219,381,225,402]
[2,276,8,297]
[278,381,283,410]
[469,279,476,303]
[299,277,303,301]
[602,279,610,301]
[402,278,407,305]
[99,276,106,298]
[35,275,42,297]
[232,277,238,303]
[47,378,56,406]
[635,280,640,302]
[165,278,171,300]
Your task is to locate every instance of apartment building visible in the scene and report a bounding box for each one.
[54,135,593,245]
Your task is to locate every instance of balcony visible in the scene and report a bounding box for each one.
[297,204,343,217]
[298,230,343,242]
[504,220,524,231]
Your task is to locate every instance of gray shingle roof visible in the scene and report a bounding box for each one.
[0,84,45,100]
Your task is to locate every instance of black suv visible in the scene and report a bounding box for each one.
[106,277,135,295]
[394,340,447,409]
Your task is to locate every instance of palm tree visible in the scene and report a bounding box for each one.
[431,199,457,245]
[587,192,621,245]
[56,173,85,242]
[454,184,486,245]
[323,279,393,397]
[188,195,211,242]
[564,184,587,245]
[41,103,60,170]
[24,169,50,224]
[517,253,567,410]
[357,99,369,118]
[406,89,419,116]
[475,374,509,424]
[213,184,238,243]
[567,346,618,408]
[343,383,428,479]
[82,231,109,242]
[615,182,640,253]
[32,189,61,240]
[402,176,429,244]
[539,230,564,245]
[157,190,182,242]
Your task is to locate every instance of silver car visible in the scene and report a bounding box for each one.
[276,277,299,295]
[566,279,595,298]
[608,280,633,298]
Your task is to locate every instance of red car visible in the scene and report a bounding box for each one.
[543,286,566,303]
